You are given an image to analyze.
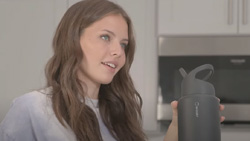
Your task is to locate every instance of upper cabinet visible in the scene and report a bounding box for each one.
[239,0,250,34]
[157,0,250,36]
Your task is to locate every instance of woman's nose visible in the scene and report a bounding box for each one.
[110,41,124,57]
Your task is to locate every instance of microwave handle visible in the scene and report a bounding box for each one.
[230,58,246,65]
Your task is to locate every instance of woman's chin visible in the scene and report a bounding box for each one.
[100,79,113,85]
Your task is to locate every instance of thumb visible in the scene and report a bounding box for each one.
[171,100,178,117]
[170,100,178,127]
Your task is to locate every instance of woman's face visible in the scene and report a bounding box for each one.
[78,14,128,86]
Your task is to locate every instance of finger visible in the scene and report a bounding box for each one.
[171,100,178,116]
[171,100,178,109]
[220,116,225,122]
[219,104,225,111]
[217,97,220,102]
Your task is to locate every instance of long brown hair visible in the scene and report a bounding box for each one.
[45,0,146,140]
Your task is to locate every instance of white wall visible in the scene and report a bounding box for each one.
[0,0,68,121]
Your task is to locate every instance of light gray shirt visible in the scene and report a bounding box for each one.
[0,88,116,141]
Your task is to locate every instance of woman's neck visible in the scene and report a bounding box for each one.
[86,84,100,99]
[79,79,100,99]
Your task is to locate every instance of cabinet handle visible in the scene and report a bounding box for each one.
[228,0,233,25]
[242,0,248,25]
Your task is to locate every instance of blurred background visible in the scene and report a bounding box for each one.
[1,0,250,141]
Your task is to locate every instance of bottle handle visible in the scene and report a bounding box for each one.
[179,68,187,78]
[179,64,214,80]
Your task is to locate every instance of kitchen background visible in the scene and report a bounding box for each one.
[0,0,250,140]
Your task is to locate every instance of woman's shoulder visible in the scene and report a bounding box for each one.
[6,88,52,115]
[0,88,50,139]
[14,87,52,105]
[16,87,52,100]
[0,87,77,141]
[1,87,53,122]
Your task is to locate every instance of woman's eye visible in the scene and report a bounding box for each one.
[101,35,110,41]
[121,43,128,49]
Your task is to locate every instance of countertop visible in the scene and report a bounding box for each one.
[146,124,250,141]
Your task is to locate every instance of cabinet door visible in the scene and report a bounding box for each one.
[0,0,67,122]
[157,0,238,36]
[239,0,250,34]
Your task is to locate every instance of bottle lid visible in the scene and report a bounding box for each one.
[179,64,215,96]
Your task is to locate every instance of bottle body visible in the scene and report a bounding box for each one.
[178,94,221,141]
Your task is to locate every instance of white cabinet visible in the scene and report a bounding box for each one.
[239,0,250,34]
[157,0,250,36]
[0,0,67,122]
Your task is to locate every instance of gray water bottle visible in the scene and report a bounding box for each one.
[178,64,221,141]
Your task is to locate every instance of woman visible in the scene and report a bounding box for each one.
[0,0,224,141]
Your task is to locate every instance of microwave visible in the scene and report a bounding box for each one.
[157,36,250,123]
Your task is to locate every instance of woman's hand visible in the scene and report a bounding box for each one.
[218,100,226,122]
[163,101,178,141]
[164,100,225,141]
